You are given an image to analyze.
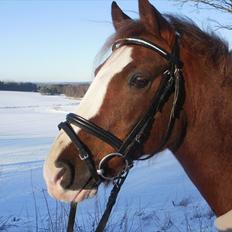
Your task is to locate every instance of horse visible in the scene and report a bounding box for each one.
[43,0,232,231]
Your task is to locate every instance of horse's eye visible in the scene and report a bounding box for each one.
[129,74,150,89]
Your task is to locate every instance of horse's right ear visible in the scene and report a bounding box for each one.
[139,0,173,35]
[111,1,131,31]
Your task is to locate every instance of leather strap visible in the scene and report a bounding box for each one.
[66,114,123,150]
[113,37,183,68]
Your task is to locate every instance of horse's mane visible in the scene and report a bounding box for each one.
[100,15,231,77]
[166,15,230,76]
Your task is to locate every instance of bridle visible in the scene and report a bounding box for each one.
[58,32,184,232]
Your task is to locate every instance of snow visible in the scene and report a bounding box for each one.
[0,91,216,231]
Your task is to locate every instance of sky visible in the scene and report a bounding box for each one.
[0,0,231,83]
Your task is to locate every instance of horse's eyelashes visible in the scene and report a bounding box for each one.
[129,73,151,89]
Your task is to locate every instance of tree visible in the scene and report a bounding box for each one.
[171,0,232,30]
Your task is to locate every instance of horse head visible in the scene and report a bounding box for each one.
[43,0,185,203]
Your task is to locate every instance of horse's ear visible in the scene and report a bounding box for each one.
[139,0,172,37]
[111,1,131,31]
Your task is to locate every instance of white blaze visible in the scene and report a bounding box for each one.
[75,46,133,120]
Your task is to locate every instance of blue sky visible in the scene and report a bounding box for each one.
[0,0,231,83]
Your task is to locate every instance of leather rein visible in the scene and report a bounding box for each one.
[58,33,184,232]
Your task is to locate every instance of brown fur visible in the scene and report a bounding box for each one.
[44,0,232,215]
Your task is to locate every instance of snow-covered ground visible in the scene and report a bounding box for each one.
[0,91,216,232]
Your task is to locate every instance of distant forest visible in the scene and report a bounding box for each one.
[0,81,90,98]
[38,83,89,98]
[0,81,37,92]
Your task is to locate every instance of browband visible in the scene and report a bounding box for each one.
[113,37,183,68]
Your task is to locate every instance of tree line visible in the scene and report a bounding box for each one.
[0,81,90,98]
[38,83,89,98]
[0,81,37,92]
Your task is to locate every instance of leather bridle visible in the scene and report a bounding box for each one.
[58,32,184,232]
[58,33,183,182]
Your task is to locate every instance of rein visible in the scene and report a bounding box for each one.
[58,33,184,232]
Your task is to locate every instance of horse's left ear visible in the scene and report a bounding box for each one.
[111,1,132,31]
[139,0,173,39]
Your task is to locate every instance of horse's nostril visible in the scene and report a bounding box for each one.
[56,161,75,189]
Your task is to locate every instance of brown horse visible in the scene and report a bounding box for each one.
[44,0,232,230]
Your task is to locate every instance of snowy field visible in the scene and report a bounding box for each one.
[0,91,216,232]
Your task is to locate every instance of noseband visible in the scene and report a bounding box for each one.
[58,33,184,232]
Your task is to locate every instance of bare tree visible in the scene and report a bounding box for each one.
[171,0,232,30]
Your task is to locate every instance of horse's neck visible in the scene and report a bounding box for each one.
[173,50,232,216]
[226,54,232,81]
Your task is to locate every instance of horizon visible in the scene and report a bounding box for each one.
[0,0,232,83]
[0,80,90,84]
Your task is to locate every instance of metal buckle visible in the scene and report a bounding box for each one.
[79,151,89,161]
[135,134,142,143]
